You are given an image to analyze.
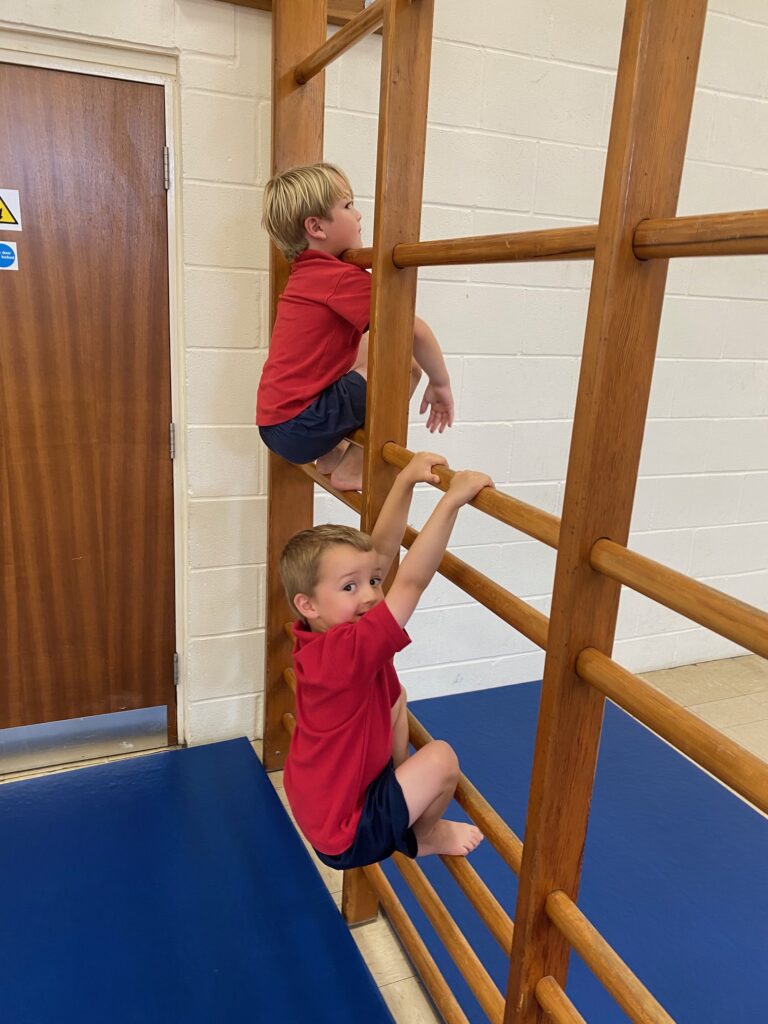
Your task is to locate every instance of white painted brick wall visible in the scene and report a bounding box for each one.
[5,0,765,737]
[175,0,272,741]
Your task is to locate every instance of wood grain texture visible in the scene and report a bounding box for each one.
[545,891,674,1024]
[590,538,768,660]
[505,4,708,1021]
[0,64,176,738]
[440,854,515,955]
[534,977,587,1024]
[360,0,435,528]
[262,0,325,770]
[633,208,768,258]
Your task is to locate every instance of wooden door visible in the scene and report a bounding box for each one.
[0,63,177,742]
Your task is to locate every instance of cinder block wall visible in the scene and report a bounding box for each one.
[2,0,766,742]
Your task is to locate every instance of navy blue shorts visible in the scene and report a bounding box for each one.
[314,759,418,869]
[258,371,366,464]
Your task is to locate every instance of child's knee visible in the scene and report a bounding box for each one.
[426,739,459,784]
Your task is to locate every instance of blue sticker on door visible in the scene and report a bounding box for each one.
[0,241,18,270]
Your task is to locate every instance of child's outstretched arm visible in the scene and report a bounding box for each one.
[412,316,454,434]
[371,451,448,579]
[385,470,492,628]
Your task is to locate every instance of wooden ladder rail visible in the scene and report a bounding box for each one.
[504,2,709,1021]
[263,0,326,771]
[265,0,438,922]
[342,0,438,925]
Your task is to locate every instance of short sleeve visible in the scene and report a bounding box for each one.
[316,601,410,684]
[324,264,372,333]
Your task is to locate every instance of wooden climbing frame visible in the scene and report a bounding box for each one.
[262,2,768,1021]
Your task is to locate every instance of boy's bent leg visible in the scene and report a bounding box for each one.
[395,740,483,857]
[391,686,409,768]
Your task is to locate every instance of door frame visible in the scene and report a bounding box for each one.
[0,28,187,745]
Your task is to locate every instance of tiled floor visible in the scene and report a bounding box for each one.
[2,654,766,1023]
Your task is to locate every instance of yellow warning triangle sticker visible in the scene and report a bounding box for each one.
[0,197,19,225]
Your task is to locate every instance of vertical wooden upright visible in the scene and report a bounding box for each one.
[505,2,708,1021]
[343,0,436,924]
[263,0,327,770]
[360,0,436,524]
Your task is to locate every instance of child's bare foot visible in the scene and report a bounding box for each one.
[416,819,483,857]
[315,441,348,476]
[330,444,363,492]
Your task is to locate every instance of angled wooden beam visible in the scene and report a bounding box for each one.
[295,0,385,84]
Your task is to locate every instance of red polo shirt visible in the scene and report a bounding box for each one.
[284,600,410,856]
[256,249,372,426]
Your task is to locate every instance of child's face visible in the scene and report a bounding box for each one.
[299,544,383,631]
[317,192,363,255]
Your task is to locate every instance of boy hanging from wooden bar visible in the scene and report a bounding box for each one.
[279,452,490,868]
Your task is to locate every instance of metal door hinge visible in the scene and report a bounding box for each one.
[163,146,170,191]
[169,422,176,460]
[173,652,179,687]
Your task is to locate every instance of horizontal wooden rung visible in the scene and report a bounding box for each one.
[341,209,768,269]
[282,666,296,693]
[363,863,470,1024]
[294,458,550,648]
[590,538,768,660]
[281,711,296,736]
[409,711,524,875]
[440,854,514,954]
[535,976,588,1024]
[635,208,768,259]
[393,853,506,1024]
[546,890,675,1024]
[403,526,549,649]
[577,646,768,814]
[384,442,561,548]
[294,0,385,85]
[296,461,363,513]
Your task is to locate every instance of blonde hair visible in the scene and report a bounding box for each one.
[280,524,373,620]
[263,162,353,261]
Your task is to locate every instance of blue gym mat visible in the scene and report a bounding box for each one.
[383,681,768,1024]
[0,739,394,1024]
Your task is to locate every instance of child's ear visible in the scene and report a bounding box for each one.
[303,215,326,242]
[293,592,318,620]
